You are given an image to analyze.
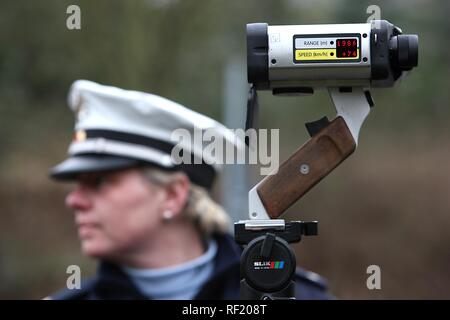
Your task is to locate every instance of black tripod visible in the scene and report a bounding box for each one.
[234,221,318,299]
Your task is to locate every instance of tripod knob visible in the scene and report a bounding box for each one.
[241,234,296,293]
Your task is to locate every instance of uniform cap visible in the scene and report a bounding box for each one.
[50,80,244,189]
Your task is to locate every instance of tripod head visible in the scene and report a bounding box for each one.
[235,221,318,299]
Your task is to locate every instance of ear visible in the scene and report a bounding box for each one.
[162,173,190,217]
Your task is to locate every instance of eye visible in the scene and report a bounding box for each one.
[81,174,109,189]
[92,176,108,188]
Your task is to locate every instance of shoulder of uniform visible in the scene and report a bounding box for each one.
[294,267,329,290]
[48,277,97,300]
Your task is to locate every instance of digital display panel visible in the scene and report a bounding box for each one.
[336,38,358,58]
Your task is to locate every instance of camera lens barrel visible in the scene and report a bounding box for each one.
[390,34,419,71]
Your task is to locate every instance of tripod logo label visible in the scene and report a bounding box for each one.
[254,261,285,270]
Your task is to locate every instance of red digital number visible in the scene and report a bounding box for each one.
[336,38,358,58]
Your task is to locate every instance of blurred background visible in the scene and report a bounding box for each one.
[0,0,449,299]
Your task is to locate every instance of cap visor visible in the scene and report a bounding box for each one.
[49,155,141,181]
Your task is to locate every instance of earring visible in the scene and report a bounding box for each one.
[163,210,173,220]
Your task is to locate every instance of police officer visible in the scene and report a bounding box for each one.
[48,80,332,300]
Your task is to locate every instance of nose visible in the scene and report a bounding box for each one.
[65,185,93,211]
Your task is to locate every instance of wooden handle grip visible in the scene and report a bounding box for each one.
[257,116,356,219]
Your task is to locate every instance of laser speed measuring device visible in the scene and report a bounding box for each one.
[247,20,418,91]
[236,20,418,300]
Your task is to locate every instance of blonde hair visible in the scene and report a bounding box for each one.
[141,168,230,235]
